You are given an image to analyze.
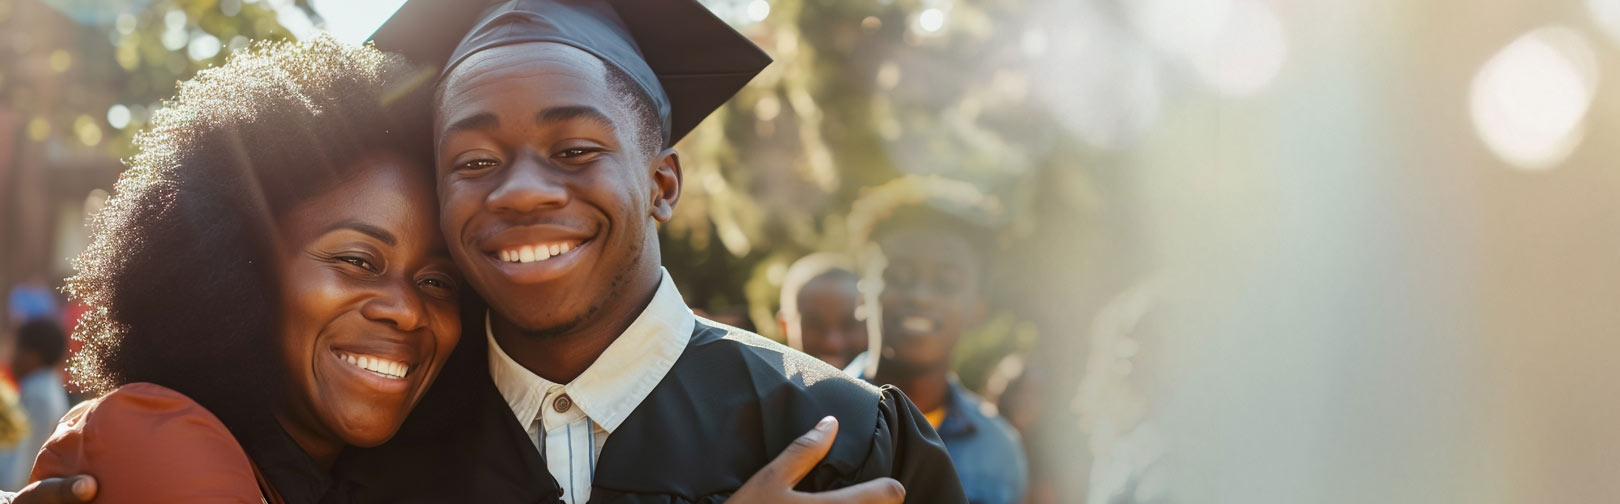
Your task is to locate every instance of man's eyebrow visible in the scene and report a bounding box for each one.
[537,105,616,130]
[439,112,500,147]
[324,220,397,247]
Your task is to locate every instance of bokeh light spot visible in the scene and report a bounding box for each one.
[26,117,49,142]
[1189,0,1287,96]
[74,115,102,146]
[164,9,186,28]
[115,13,137,35]
[746,0,770,22]
[188,33,222,61]
[754,95,781,121]
[162,24,189,51]
[48,50,72,73]
[917,8,945,33]
[106,105,131,130]
[876,62,901,90]
[861,16,882,32]
[1469,26,1597,170]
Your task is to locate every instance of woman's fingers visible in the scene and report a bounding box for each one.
[796,477,906,504]
[12,475,97,504]
[729,416,838,503]
[761,416,839,487]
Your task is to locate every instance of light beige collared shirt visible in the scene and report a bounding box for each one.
[487,268,695,504]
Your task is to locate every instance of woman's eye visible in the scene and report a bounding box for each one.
[338,256,376,271]
[419,276,459,296]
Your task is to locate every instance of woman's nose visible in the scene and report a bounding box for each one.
[359,282,429,332]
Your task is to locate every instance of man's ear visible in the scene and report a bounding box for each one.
[650,148,681,223]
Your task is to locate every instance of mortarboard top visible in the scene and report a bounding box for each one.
[370,0,772,148]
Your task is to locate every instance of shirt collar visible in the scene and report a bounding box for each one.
[487,268,695,433]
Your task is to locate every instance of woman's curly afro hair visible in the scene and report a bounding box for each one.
[65,36,432,429]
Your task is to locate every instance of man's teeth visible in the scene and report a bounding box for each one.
[902,316,935,332]
[498,241,577,264]
[339,352,408,379]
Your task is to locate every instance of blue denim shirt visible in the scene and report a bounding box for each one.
[850,355,1028,504]
[936,380,1028,504]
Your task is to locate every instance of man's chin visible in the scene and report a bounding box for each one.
[491,299,604,339]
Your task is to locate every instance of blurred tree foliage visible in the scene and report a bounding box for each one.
[670,0,1110,391]
[0,0,300,160]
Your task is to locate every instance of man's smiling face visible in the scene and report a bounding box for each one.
[434,42,679,335]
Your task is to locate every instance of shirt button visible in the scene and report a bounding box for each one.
[553,394,572,413]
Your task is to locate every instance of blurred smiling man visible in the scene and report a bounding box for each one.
[850,177,1029,504]
[779,252,868,369]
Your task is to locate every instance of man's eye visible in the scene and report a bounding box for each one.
[457,159,499,171]
[556,148,600,159]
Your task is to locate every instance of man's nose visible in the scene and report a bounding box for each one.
[487,156,568,215]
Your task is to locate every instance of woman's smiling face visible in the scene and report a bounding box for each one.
[272,151,462,454]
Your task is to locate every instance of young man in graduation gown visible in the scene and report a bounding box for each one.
[334,1,967,502]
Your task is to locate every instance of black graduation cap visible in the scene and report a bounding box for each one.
[371,0,772,148]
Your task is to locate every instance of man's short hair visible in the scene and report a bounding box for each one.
[603,62,665,157]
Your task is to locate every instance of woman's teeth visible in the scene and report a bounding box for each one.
[498,241,577,264]
[339,352,408,379]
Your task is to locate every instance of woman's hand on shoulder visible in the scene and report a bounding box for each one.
[5,475,97,504]
[729,417,906,504]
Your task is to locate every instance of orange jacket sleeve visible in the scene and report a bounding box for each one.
[29,382,264,504]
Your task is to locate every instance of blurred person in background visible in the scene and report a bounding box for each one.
[778,252,867,369]
[985,355,1057,504]
[1075,279,1168,504]
[0,379,26,492]
[0,320,67,490]
[5,278,59,330]
[848,177,1028,504]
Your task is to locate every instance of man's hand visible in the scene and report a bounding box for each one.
[729,416,906,504]
[6,475,97,504]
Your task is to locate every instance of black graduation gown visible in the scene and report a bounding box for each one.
[334,315,966,503]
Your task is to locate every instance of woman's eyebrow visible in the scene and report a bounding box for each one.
[324,220,397,246]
